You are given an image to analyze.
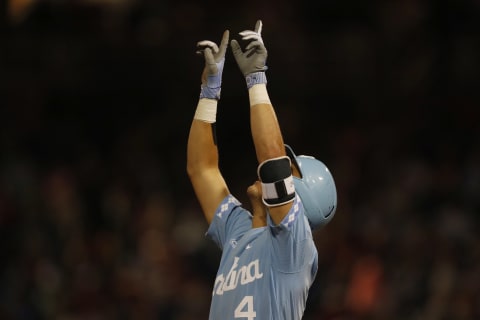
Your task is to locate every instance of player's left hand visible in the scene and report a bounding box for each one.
[247,180,262,202]
[248,180,267,226]
[197,30,229,99]
[230,20,268,76]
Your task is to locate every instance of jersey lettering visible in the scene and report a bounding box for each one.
[213,257,263,296]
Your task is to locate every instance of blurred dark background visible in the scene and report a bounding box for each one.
[1,0,479,319]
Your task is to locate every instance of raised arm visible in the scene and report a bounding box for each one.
[187,30,230,224]
[231,20,294,225]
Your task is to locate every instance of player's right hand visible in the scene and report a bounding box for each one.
[196,30,229,89]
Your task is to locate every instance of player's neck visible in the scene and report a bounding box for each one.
[252,214,267,228]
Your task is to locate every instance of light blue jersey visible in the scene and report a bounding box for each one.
[206,194,318,320]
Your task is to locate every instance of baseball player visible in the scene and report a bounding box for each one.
[187,20,337,320]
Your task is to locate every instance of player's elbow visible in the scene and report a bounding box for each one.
[186,161,199,181]
[187,150,219,176]
[186,160,214,183]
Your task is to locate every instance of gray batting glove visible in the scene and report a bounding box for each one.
[197,30,230,100]
[230,20,268,88]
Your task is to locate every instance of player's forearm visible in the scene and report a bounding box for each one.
[249,84,286,163]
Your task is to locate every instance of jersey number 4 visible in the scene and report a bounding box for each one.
[234,295,256,319]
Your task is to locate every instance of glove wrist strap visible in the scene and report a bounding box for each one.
[199,84,221,100]
[246,72,267,89]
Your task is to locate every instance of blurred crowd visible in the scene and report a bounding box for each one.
[1,0,479,319]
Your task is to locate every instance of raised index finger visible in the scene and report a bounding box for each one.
[218,30,230,58]
[254,20,263,35]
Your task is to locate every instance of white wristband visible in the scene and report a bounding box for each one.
[194,98,217,123]
[248,84,271,107]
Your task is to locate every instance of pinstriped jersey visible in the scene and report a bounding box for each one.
[206,194,318,320]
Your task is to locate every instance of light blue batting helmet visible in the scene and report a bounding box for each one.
[285,144,337,230]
